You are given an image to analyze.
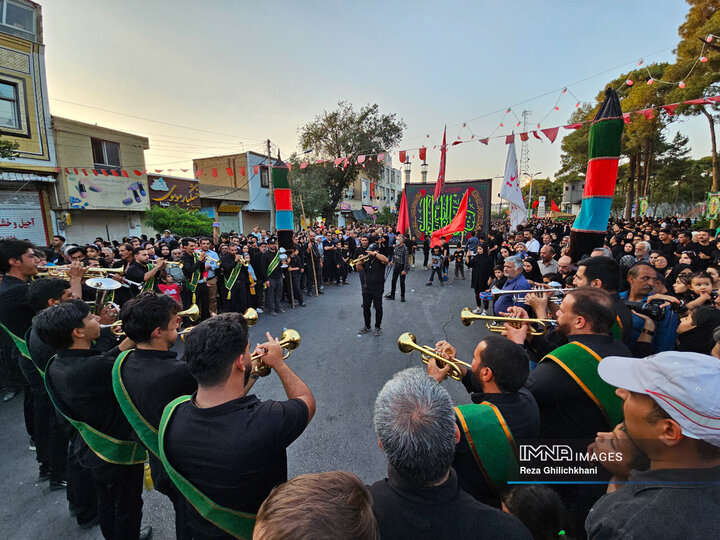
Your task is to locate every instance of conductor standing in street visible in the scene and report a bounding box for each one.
[356,243,388,336]
[385,235,408,302]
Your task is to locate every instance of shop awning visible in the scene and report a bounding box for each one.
[198,183,249,202]
[0,172,55,183]
[352,208,374,222]
[362,205,375,215]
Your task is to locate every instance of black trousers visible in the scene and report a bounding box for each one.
[92,462,144,540]
[291,272,304,304]
[423,250,430,267]
[18,354,67,480]
[306,261,322,295]
[389,265,406,298]
[428,267,443,282]
[362,288,383,329]
[181,282,210,321]
[67,435,98,526]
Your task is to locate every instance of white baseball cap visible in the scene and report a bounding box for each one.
[599,352,720,446]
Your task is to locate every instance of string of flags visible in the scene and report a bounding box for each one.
[54,94,720,178]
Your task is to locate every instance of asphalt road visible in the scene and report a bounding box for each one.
[0,264,489,539]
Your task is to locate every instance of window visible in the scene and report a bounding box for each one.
[0,81,19,128]
[260,166,269,188]
[1,1,35,34]
[91,138,121,171]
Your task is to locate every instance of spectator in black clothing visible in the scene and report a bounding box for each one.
[356,243,388,336]
[125,246,165,295]
[368,368,532,540]
[263,238,284,316]
[427,336,540,507]
[502,485,571,540]
[179,238,209,320]
[422,237,430,268]
[48,235,66,265]
[287,247,306,307]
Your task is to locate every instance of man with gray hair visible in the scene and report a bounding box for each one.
[493,256,531,316]
[634,241,651,262]
[368,368,531,539]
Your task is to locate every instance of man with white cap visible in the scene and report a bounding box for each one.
[586,351,720,538]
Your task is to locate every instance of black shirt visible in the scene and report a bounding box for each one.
[453,380,540,506]
[368,466,532,540]
[262,249,282,280]
[125,261,153,295]
[0,275,33,337]
[361,253,386,291]
[163,393,308,513]
[525,334,631,440]
[180,252,205,282]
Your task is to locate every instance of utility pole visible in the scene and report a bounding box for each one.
[267,139,274,233]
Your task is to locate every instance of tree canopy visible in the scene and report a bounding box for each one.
[291,102,405,223]
[144,205,213,237]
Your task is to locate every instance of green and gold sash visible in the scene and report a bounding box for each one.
[610,315,622,341]
[266,251,281,277]
[225,260,243,300]
[185,254,201,293]
[542,341,623,427]
[455,402,519,492]
[45,355,147,465]
[0,320,31,360]
[141,263,155,292]
[158,396,256,539]
[112,350,160,457]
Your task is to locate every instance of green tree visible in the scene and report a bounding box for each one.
[375,206,394,225]
[0,135,19,159]
[144,205,213,237]
[288,161,332,225]
[296,102,405,223]
[664,0,720,196]
[520,177,564,207]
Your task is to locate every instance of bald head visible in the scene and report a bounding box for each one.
[558,255,573,275]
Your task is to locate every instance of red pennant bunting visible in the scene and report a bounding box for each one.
[54,167,59,173]
[92,169,98,176]
[505,134,515,144]
[399,150,406,163]
[684,98,710,105]
[541,127,559,143]
[111,170,120,177]
[211,168,218,177]
[637,108,655,120]
[102,170,109,176]
[418,147,426,161]
[121,170,129,177]
[239,167,246,176]
[155,170,163,173]
[133,170,142,176]
[357,155,366,164]
[706,96,720,103]
[73,168,78,175]
[479,138,488,145]
[334,157,343,166]
[377,153,385,162]
[82,169,88,176]
[195,169,203,178]
[662,104,678,116]
[226,167,233,176]
[181,169,189,173]
[343,157,349,168]
[300,162,308,169]
[532,200,539,208]
[519,132,529,142]
[287,163,292,172]
[64,168,69,174]
[253,166,259,175]
[532,131,543,140]
[623,113,632,124]
[563,123,583,130]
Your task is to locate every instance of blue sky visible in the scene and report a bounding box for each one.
[42,1,707,198]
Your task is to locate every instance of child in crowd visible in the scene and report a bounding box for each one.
[684,271,715,309]
[157,271,181,305]
[426,246,444,286]
[454,247,465,280]
[482,265,506,315]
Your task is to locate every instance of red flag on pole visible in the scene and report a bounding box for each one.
[430,188,471,247]
[418,147,426,161]
[551,199,561,212]
[399,150,406,163]
[396,190,409,235]
[433,127,447,200]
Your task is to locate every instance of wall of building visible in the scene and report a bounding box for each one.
[62,210,143,245]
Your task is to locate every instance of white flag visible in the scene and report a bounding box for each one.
[499,141,525,209]
[509,203,526,231]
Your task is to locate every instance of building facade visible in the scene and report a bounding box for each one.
[52,117,150,244]
[337,156,401,226]
[0,0,56,245]
[193,151,277,235]
[561,179,585,215]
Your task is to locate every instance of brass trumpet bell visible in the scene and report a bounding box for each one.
[349,254,371,266]
[460,307,553,336]
[178,304,200,322]
[397,332,471,381]
[250,328,300,378]
[178,308,258,341]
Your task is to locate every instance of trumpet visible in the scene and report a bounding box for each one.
[36,266,125,279]
[349,253,371,266]
[397,332,472,381]
[103,304,203,336]
[164,261,184,268]
[178,308,258,341]
[460,307,555,336]
[249,328,301,378]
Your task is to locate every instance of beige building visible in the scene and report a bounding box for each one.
[0,0,56,245]
[337,156,402,226]
[52,117,150,244]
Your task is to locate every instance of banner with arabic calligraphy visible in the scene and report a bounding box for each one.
[0,190,48,245]
[707,192,720,220]
[66,173,149,211]
[404,180,491,241]
[148,175,200,209]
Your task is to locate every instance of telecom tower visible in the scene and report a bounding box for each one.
[519,109,531,178]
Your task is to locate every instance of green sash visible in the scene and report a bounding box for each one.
[141,263,155,292]
[185,255,201,293]
[112,350,160,457]
[0,320,31,360]
[159,396,256,539]
[455,402,519,492]
[610,315,622,341]
[45,355,148,465]
[542,341,623,427]
[225,260,243,300]
[266,251,281,277]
